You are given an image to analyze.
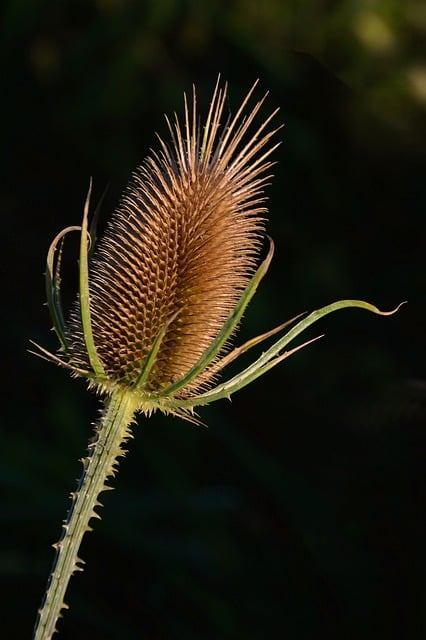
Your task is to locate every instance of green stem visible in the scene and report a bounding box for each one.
[33,390,139,640]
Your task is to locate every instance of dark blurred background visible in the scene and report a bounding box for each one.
[1,1,425,638]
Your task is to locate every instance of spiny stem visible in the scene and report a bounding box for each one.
[33,391,139,640]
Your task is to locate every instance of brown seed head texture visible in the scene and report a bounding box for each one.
[67,79,280,397]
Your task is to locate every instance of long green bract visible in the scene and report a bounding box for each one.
[174,299,403,408]
[132,311,181,391]
[79,180,106,378]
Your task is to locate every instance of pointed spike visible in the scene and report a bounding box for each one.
[88,183,109,259]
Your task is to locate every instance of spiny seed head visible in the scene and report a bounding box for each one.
[41,77,281,417]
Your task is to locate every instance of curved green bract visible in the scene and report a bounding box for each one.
[46,225,82,353]
[173,299,404,408]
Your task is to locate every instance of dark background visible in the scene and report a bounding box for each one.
[1,1,425,638]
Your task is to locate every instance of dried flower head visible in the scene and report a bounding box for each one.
[33,78,290,419]
[67,78,279,397]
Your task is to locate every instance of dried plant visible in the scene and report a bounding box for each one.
[31,77,400,639]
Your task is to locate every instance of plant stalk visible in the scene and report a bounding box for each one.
[33,390,139,640]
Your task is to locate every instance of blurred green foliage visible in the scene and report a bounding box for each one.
[0,0,425,638]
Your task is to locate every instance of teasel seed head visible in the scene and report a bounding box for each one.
[35,77,289,420]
